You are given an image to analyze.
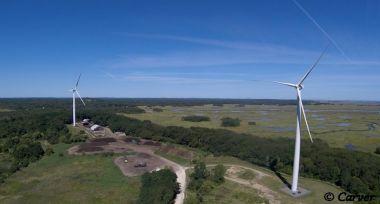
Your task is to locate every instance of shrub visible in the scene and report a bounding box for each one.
[101,152,114,157]
[182,115,210,122]
[153,108,164,112]
[375,147,380,155]
[45,147,54,156]
[212,164,226,184]
[221,117,240,127]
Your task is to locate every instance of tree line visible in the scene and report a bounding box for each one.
[0,98,329,111]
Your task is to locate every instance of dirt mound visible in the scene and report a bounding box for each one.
[77,137,116,152]
[77,145,104,152]
[159,145,193,159]
[143,141,161,146]
[124,137,133,143]
[137,152,151,159]
[91,137,116,144]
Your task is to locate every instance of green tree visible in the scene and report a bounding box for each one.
[138,169,179,204]
[347,177,369,194]
[192,162,209,180]
[212,164,226,184]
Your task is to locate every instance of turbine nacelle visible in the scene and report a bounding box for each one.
[297,84,304,90]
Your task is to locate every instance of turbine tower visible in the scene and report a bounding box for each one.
[273,45,328,194]
[71,74,86,126]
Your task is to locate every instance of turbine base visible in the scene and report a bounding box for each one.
[280,186,310,198]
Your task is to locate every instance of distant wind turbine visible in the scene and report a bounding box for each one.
[71,74,86,126]
[273,45,329,194]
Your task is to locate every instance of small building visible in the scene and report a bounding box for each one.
[90,124,102,131]
[82,119,91,126]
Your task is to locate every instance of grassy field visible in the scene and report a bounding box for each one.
[0,109,12,112]
[123,104,380,153]
[0,143,141,204]
[185,180,270,204]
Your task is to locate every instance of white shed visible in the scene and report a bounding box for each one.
[90,124,102,131]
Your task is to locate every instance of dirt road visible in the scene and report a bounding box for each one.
[112,141,187,204]
[203,164,280,204]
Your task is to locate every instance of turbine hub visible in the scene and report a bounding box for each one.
[298,84,304,90]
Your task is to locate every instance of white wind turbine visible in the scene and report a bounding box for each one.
[71,74,86,126]
[273,45,328,194]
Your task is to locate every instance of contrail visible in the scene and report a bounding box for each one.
[292,0,351,62]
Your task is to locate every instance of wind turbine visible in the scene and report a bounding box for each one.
[273,45,329,194]
[71,74,86,126]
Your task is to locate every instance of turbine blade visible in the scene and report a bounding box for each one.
[292,0,350,62]
[76,73,82,88]
[75,91,86,106]
[272,81,298,88]
[297,89,313,143]
[298,44,329,85]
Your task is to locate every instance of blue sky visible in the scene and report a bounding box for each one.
[0,0,379,100]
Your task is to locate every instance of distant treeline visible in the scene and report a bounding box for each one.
[0,98,329,111]
[80,110,380,196]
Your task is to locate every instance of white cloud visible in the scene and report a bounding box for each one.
[104,72,243,84]
[108,33,380,68]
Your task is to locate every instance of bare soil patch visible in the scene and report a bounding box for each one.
[77,145,104,153]
[91,137,116,144]
[142,140,161,146]
[75,137,117,153]
[114,153,168,176]
[68,136,132,155]
[159,144,193,159]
